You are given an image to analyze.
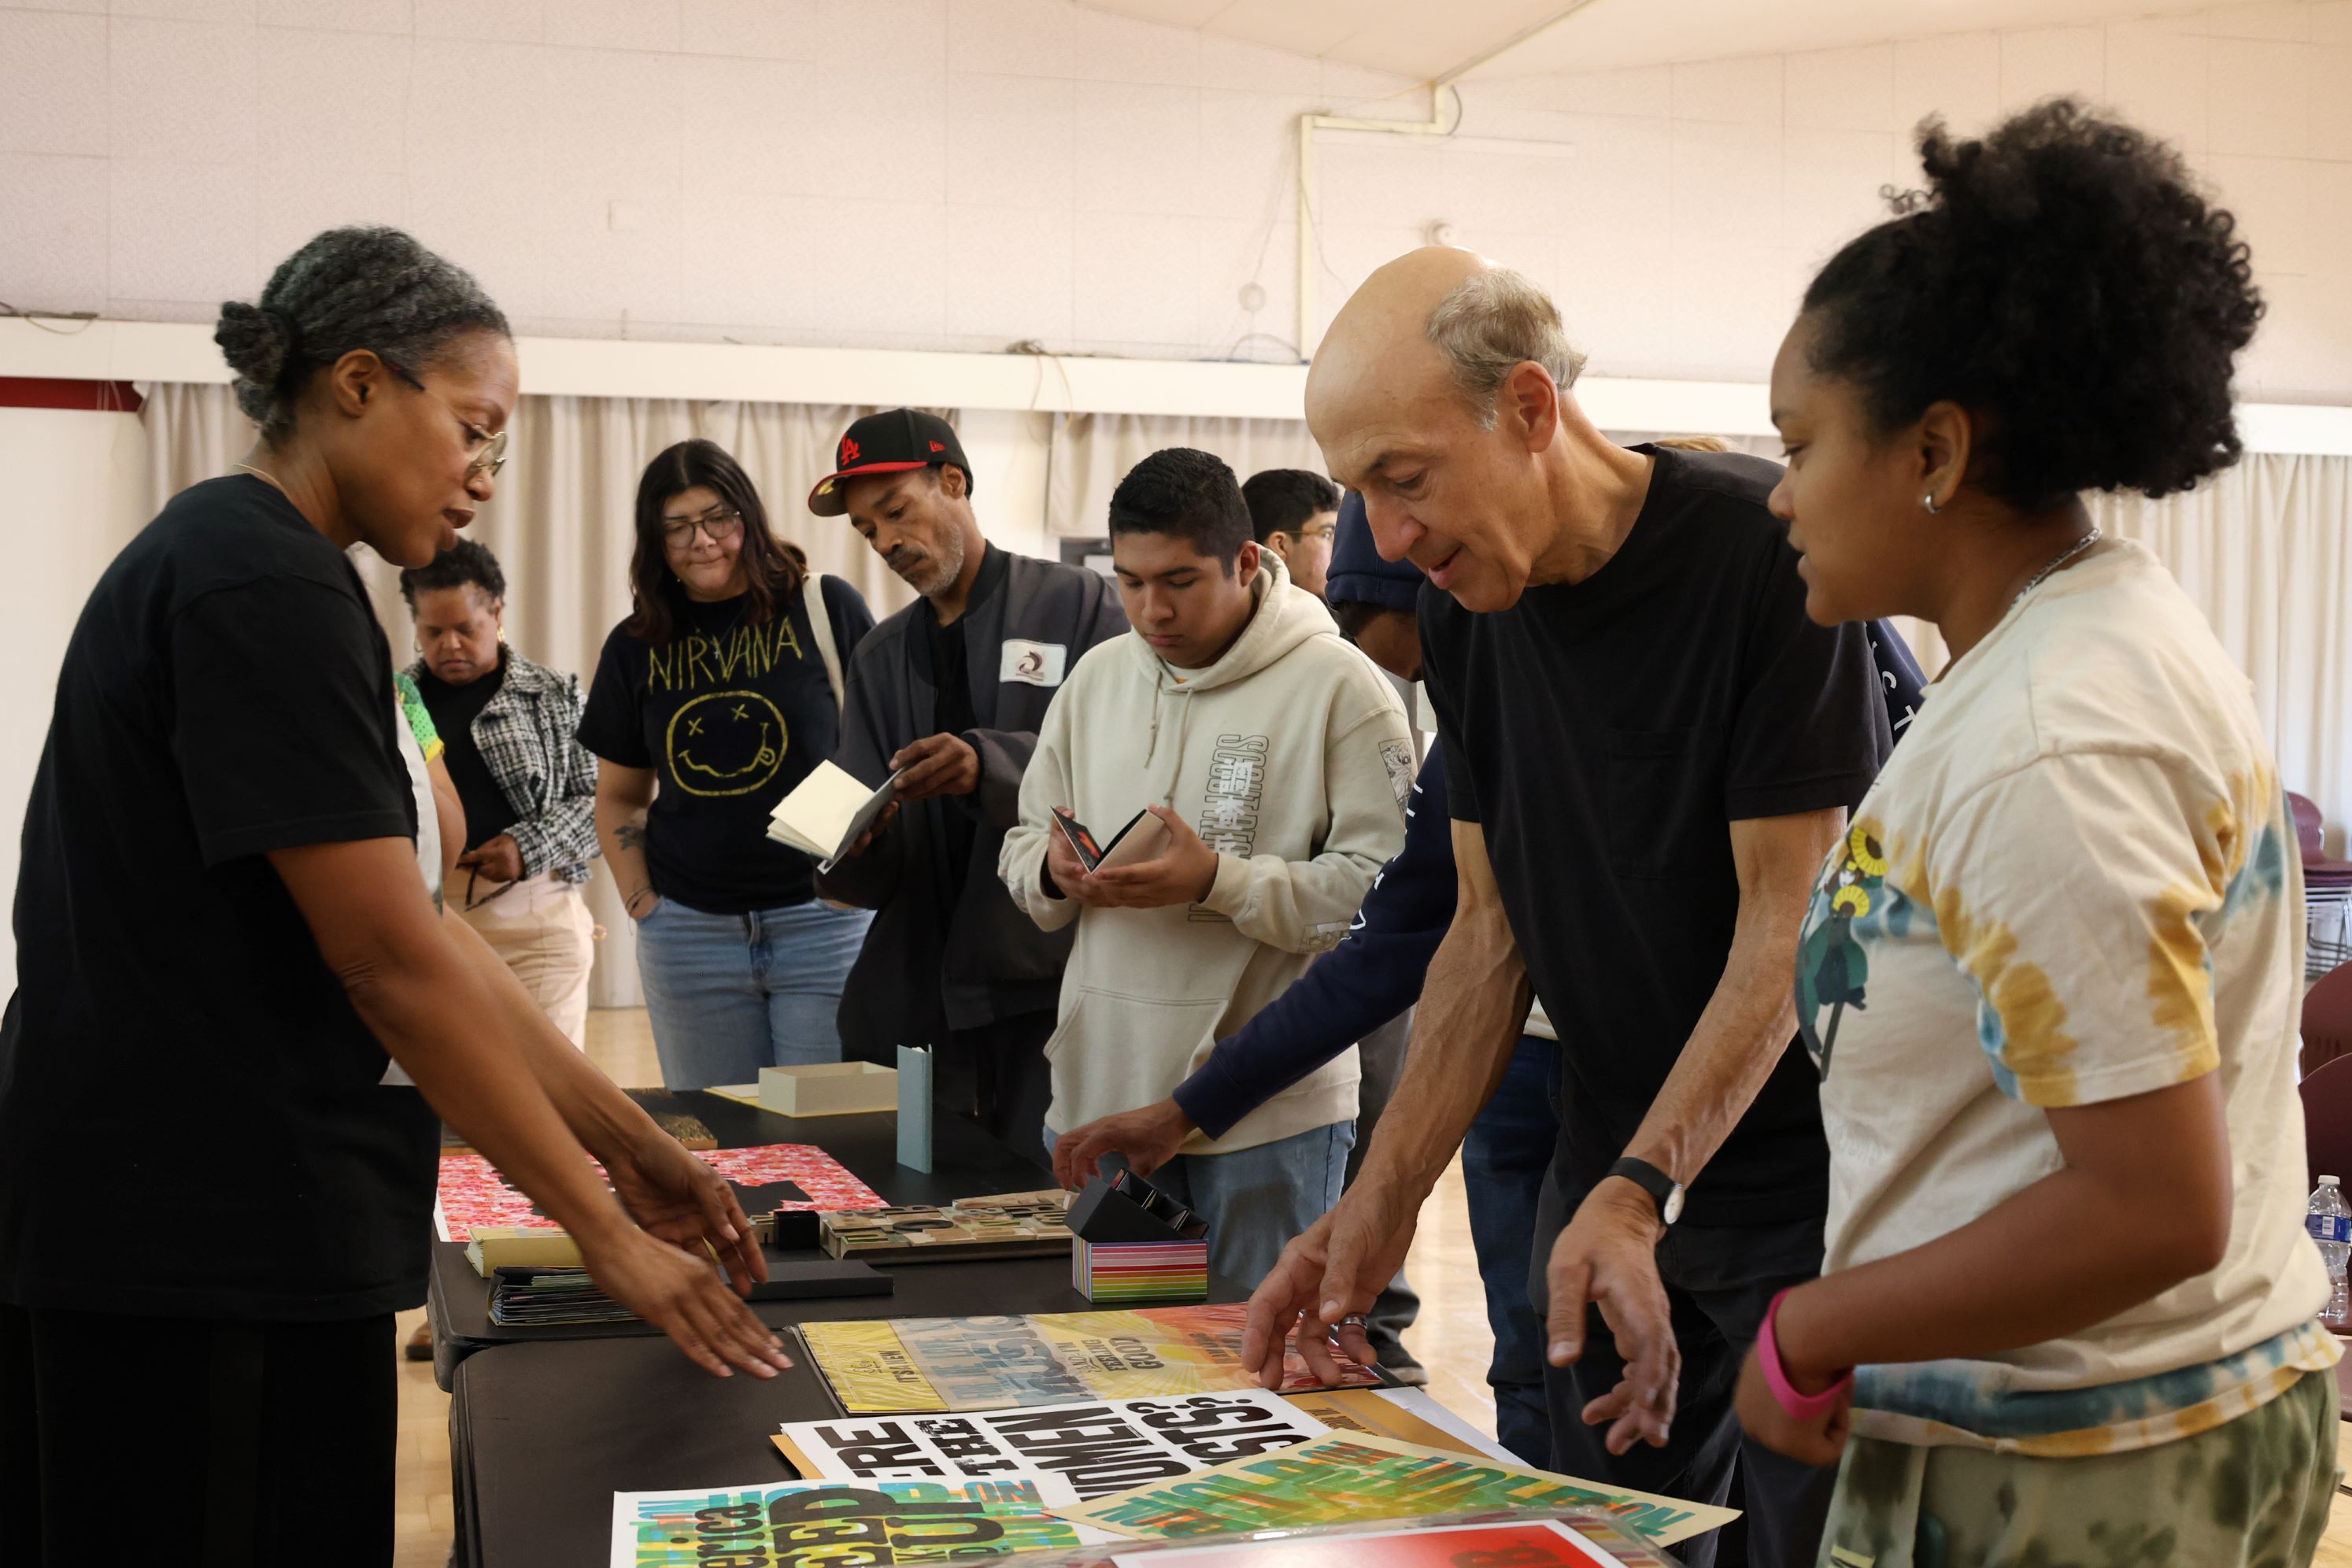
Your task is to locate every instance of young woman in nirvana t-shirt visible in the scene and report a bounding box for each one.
[1740,103,2336,1563]
[582,438,875,1089]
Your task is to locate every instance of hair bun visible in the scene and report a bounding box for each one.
[214,301,302,423]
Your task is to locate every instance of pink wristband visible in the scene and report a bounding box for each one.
[1758,1287,1853,1422]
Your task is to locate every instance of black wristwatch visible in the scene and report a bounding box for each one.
[1607,1157,1685,1227]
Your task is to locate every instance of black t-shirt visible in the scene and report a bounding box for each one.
[909,545,1010,907]
[1419,445,1890,1225]
[0,474,435,1318]
[579,578,874,914]
[418,656,516,849]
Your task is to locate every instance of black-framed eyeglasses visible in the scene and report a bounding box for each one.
[385,358,509,481]
[661,507,745,546]
[462,864,520,912]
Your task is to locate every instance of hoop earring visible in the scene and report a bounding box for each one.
[1921,494,1942,515]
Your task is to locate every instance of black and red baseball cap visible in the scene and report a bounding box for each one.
[807,409,973,516]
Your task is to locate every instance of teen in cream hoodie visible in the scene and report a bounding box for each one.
[1000,553,1413,1157]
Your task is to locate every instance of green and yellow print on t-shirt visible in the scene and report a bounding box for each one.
[1798,818,1890,1081]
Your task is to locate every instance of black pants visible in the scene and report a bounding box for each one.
[941,1010,1057,1172]
[1532,1165,1835,1568]
[0,1302,398,1567]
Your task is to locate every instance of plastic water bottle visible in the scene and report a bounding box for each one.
[2308,1176,2350,1329]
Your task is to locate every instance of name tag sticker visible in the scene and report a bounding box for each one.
[999,640,1067,687]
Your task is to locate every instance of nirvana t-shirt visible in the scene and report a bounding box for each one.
[1805,542,2334,1452]
[1418,445,1889,1224]
[579,579,873,914]
[417,657,516,849]
[0,474,434,1319]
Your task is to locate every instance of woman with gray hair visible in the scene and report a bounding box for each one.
[0,227,785,1565]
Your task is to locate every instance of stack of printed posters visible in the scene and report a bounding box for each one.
[1060,1429,1734,1550]
[610,1475,1093,1568]
[795,1304,1385,1415]
[435,1142,882,1243]
[821,1193,1074,1263]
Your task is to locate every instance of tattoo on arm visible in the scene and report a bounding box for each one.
[617,822,647,851]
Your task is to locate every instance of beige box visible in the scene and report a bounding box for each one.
[757,1061,899,1117]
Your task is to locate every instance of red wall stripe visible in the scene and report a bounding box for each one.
[0,377,144,412]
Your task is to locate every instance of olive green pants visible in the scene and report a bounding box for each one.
[1818,1367,2340,1568]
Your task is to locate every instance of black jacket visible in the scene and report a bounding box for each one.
[817,551,1126,1057]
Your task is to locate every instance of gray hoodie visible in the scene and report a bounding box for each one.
[999,554,1413,1154]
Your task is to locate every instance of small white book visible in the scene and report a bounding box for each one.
[764,761,900,873]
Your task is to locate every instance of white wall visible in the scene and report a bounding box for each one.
[8,0,2351,398]
[0,404,150,996]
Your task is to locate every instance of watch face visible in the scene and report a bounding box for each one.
[1662,1185,1686,1226]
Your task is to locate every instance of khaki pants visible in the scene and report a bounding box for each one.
[459,871,595,1048]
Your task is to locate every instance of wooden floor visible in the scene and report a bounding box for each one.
[393,1008,2352,1566]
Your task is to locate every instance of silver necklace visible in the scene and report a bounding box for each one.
[2013,526,2102,607]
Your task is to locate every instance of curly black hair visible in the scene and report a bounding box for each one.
[398,537,505,611]
[1802,100,2262,511]
[1241,468,1341,545]
[215,226,510,443]
[1110,448,1252,568]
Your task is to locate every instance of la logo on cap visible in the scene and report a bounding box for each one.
[841,436,862,464]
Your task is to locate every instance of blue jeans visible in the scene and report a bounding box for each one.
[1462,1035,1559,1468]
[1049,1120,1355,1289]
[634,897,874,1089]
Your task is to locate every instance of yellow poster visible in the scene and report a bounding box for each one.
[797,1320,945,1414]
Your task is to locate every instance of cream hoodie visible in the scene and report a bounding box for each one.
[1000,555,1414,1154]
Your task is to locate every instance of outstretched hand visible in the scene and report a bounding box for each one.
[1547,1180,1680,1455]
[1240,1182,1419,1389]
[1053,1100,1193,1191]
[603,1130,769,1296]
[575,1224,792,1380]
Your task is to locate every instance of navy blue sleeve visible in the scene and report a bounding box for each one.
[1866,618,1927,747]
[822,575,876,664]
[1174,746,1458,1138]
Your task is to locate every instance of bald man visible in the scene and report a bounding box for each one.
[1241,251,1890,1568]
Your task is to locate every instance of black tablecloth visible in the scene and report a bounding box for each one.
[427,1089,1056,1389]
[453,1267,1252,1568]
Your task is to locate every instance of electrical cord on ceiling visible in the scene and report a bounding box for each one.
[1,301,99,335]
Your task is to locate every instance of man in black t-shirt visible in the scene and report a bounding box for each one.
[1243,252,1888,1567]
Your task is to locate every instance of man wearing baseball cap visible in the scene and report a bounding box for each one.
[812,409,1126,1164]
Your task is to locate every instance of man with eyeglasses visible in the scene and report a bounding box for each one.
[809,410,1126,1165]
[1241,468,1341,599]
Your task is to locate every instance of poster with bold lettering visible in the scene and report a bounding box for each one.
[1060,1431,1737,1550]
[609,1475,1091,1568]
[797,1304,1382,1415]
[437,1143,882,1243]
[773,1389,1332,1500]
[1106,1517,1669,1568]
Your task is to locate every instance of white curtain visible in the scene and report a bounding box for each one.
[130,388,2352,996]
[136,383,926,1007]
[1045,412,1328,538]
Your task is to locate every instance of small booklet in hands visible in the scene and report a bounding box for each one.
[1052,805,1171,874]
[766,761,900,873]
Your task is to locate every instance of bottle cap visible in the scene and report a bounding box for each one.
[2325,1176,2342,1187]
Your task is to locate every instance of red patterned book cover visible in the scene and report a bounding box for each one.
[435,1143,883,1242]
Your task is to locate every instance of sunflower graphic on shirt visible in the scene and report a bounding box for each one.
[1798,820,1886,1080]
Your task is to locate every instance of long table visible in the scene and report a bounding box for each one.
[427,1089,1056,1390]
[435,1089,1241,1566]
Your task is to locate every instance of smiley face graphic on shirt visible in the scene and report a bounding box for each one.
[666,690,788,797]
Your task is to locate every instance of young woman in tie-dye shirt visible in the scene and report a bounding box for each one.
[1742,102,2338,1566]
